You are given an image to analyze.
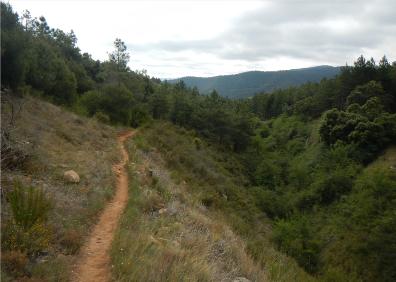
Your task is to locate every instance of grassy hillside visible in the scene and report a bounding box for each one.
[167,66,340,98]
[1,95,315,281]
[111,122,315,281]
[1,94,119,281]
[2,3,396,281]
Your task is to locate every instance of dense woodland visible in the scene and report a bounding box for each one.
[167,66,341,98]
[2,3,396,281]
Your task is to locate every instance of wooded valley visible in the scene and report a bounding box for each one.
[2,2,396,281]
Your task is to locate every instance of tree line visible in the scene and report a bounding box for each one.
[2,2,396,280]
[1,2,255,152]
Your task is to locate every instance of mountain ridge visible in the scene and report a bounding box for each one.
[167,65,341,98]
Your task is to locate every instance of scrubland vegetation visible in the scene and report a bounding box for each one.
[1,96,119,280]
[2,2,396,281]
[112,123,314,281]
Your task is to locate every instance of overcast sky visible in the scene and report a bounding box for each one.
[9,0,396,78]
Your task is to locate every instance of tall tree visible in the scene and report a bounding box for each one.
[1,3,27,90]
[108,38,130,71]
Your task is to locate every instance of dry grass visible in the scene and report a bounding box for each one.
[111,122,316,282]
[1,95,119,281]
[111,138,268,281]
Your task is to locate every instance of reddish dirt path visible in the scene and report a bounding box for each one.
[73,130,135,282]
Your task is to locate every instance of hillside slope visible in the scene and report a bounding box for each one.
[1,94,119,281]
[111,122,315,281]
[1,96,314,281]
[168,65,340,98]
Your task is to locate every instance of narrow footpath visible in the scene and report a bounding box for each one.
[73,130,135,282]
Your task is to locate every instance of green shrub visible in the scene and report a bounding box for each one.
[252,187,290,218]
[2,221,52,255]
[193,137,202,150]
[2,182,53,255]
[93,111,110,124]
[273,217,319,273]
[313,169,354,205]
[7,181,52,230]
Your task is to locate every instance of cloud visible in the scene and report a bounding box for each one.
[131,0,396,66]
[10,0,394,77]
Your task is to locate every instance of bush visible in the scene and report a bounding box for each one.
[313,169,354,205]
[93,111,110,124]
[326,168,396,281]
[2,182,52,258]
[273,217,319,273]
[2,221,52,255]
[7,181,52,230]
[193,137,202,150]
[80,84,135,125]
[130,105,150,127]
[252,187,290,218]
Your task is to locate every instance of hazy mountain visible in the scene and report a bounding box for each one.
[167,65,341,98]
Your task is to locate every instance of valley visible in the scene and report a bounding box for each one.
[1,2,396,282]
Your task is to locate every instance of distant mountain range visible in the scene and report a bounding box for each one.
[167,65,341,98]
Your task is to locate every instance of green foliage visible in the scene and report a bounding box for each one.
[273,216,320,273]
[130,105,151,127]
[321,168,396,281]
[310,168,354,205]
[67,59,94,93]
[80,84,135,125]
[2,3,396,280]
[25,39,77,105]
[100,84,134,124]
[2,221,52,256]
[346,80,384,106]
[242,59,395,280]
[108,38,130,71]
[254,158,284,189]
[1,3,27,90]
[251,187,290,219]
[93,111,110,124]
[149,91,170,119]
[320,97,396,162]
[2,182,52,256]
[7,181,52,230]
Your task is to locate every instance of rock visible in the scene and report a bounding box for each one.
[158,208,167,215]
[233,278,251,282]
[63,170,80,183]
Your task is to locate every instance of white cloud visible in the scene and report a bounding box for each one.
[8,0,396,78]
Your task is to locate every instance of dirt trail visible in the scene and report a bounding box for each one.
[73,130,135,282]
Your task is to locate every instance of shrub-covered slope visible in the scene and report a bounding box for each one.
[1,95,119,281]
[111,122,314,281]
